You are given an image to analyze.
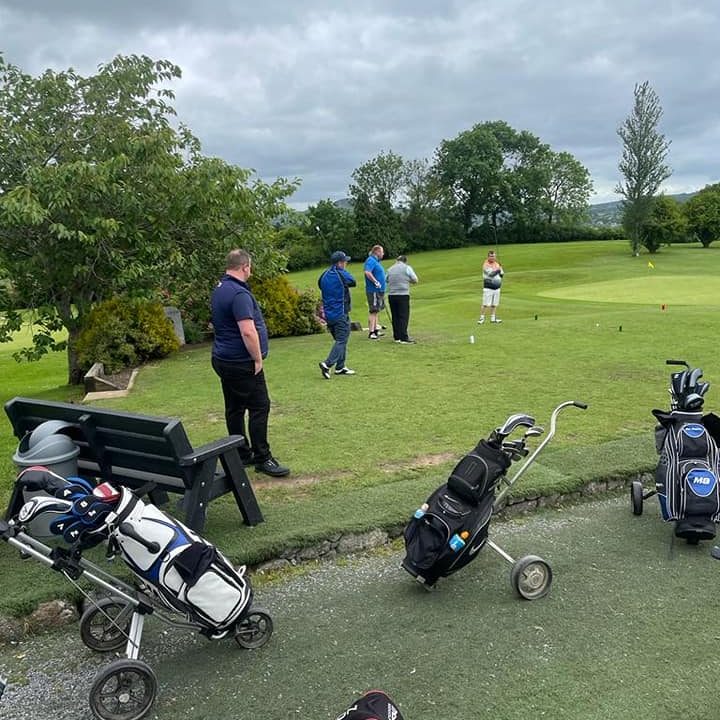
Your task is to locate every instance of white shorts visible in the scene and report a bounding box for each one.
[483,288,501,306]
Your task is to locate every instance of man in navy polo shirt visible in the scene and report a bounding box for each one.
[211,248,289,477]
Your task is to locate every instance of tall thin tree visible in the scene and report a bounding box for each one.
[616,81,671,255]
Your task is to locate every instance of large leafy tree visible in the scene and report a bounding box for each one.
[684,183,720,248]
[0,54,295,383]
[616,81,672,255]
[349,151,406,254]
[639,195,688,253]
[540,151,594,225]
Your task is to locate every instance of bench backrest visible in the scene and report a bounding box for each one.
[5,397,194,487]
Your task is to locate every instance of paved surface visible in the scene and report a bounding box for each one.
[2,495,720,720]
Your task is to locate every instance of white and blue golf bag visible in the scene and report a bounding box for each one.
[12,466,253,633]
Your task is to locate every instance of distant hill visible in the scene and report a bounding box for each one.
[329,193,698,227]
[588,192,697,227]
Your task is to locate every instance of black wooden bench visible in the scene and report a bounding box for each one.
[4,397,263,532]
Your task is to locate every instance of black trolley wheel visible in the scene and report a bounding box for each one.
[510,555,553,600]
[80,597,133,653]
[630,481,644,516]
[234,607,274,649]
[89,658,157,720]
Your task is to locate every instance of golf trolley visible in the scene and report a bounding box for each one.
[402,400,588,598]
[631,359,720,543]
[0,478,273,720]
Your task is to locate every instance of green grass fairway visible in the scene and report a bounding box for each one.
[3,239,720,616]
[541,274,720,305]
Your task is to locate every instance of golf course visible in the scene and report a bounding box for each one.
[2,238,720,719]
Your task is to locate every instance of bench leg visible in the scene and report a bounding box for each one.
[182,480,210,532]
[219,450,264,526]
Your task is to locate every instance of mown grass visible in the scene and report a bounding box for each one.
[2,239,719,615]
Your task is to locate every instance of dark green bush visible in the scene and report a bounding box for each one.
[76,297,180,373]
[251,275,323,337]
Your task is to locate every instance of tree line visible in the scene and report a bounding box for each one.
[1,54,719,384]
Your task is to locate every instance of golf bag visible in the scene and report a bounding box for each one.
[13,467,252,633]
[402,439,511,587]
[653,409,720,541]
[334,690,404,720]
[107,487,252,632]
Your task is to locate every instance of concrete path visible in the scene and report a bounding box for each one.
[2,496,720,720]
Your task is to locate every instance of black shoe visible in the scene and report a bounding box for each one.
[319,361,331,380]
[368,331,379,340]
[255,457,290,477]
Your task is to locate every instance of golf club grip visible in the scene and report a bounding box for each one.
[573,401,588,409]
[118,523,160,554]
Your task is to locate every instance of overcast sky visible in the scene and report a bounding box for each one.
[1,1,718,208]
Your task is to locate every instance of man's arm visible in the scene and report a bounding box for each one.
[341,270,357,287]
[407,266,418,284]
[364,269,380,288]
[238,318,263,374]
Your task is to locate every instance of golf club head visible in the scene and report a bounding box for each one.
[670,370,688,400]
[494,413,536,440]
[711,545,720,561]
[688,368,703,390]
[698,382,710,397]
[682,393,704,412]
[523,426,545,438]
[17,496,74,540]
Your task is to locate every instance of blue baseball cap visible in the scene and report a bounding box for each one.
[330,251,351,263]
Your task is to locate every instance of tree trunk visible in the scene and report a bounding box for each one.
[66,327,83,385]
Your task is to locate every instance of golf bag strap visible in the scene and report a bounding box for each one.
[112,491,141,526]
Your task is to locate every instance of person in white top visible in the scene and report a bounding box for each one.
[478,250,504,324]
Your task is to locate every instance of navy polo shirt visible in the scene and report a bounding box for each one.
[211,274,269,361]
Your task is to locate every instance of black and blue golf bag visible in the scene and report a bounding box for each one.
[633,360,720,543]
[653,409,720,542]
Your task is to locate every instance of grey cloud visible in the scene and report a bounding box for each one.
[1,0,719,205]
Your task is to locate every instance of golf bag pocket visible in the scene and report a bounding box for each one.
[677,423,712,459]
[169,545,251,628]
[679,460,720,517]
[447,440,510,504]
[403,512,449,570]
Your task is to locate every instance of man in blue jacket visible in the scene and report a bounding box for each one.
[318,251,357,379]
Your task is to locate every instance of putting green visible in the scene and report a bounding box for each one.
[539,274,720,305]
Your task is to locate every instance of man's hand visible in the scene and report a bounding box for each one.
[253,358,263,375]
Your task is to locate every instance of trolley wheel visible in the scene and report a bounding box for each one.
[234,608,274,649]
[89,658,156,720]
[511,555,553,600]
[80,597,133,653]
[631,481,644,516]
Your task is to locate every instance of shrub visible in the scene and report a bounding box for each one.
[251,275,323,337]
[76,297,180,373]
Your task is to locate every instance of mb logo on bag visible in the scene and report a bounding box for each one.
[686,468,718,497]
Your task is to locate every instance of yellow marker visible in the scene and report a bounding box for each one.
[460,531,470,540]
[648,261,655,269]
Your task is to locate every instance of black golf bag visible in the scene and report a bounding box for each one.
[653,409,720,541]
[335,690,404,720]
[402,439,511,587]
[13,467,253,633]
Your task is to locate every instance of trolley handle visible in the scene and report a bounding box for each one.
[573,401,588,410]
[118,523,161,554]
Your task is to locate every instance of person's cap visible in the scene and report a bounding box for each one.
[330,250,351,263]
[397,254,407,262]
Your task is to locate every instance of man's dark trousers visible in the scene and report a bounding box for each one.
[388,294,410,341]
[211,356,271,464]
